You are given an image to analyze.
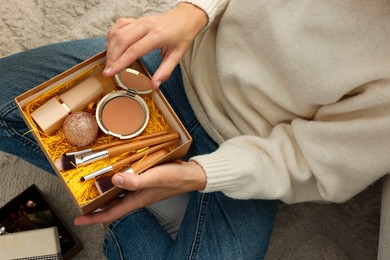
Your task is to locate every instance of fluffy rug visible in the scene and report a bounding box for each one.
[0,0,173,57]
[0,1,381,259]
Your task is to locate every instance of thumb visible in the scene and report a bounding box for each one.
[111,170,159,190]
[112,164,169,190]
[111,172,140,190]
[111,174,125,187]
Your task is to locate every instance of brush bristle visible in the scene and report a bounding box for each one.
[95,176,114,194]
[54,155,77,171]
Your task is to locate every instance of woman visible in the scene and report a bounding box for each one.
[1,1,389,259]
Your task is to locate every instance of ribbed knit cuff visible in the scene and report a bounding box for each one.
[176,0,229,26]
[191,148,244,194]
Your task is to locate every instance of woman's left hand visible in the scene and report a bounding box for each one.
[74,160,206,225]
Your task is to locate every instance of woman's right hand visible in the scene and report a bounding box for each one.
[103,3,208,89]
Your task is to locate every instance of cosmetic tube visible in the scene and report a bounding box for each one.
[31,66,115,135]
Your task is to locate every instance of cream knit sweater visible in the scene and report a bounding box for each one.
[178,0,390,203]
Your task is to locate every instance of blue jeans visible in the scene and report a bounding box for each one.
[0,39,279,259]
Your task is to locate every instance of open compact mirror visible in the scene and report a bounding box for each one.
[95,68,153,139]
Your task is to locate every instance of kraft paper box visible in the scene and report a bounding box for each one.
[15,51,192,215]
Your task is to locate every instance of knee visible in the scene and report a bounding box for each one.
[103,227,125,260]
[0,101,54,174]
[0,102,36,152]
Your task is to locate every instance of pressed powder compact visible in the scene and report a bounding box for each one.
[96,68,152,139]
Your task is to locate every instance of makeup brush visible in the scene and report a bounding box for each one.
[79,140,175,182]
[55,132,179,171]
[65,130,168,157]
[95,149,169,194]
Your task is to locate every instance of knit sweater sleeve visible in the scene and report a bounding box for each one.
[176,0,229,27]
[191,82,390,203]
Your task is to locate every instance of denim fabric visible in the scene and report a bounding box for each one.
[0,39,279,259]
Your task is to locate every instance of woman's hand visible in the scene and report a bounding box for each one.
[103,3,208,89]
[74,160,206,225]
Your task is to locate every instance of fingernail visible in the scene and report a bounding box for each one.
[103,66,112,74]
[112,174,124,186]
[155,80,161,89]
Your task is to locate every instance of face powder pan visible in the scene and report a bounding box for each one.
[96,68,152,139]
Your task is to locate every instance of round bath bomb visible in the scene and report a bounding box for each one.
[63,111,98,147]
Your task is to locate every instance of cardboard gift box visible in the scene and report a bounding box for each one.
[15,51,192,215]
[0,185,82,259]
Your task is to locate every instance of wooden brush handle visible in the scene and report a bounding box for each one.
[131,149,169,174]
[111,139,178,170]
[108,132,179,157]
[91,131,169,152]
